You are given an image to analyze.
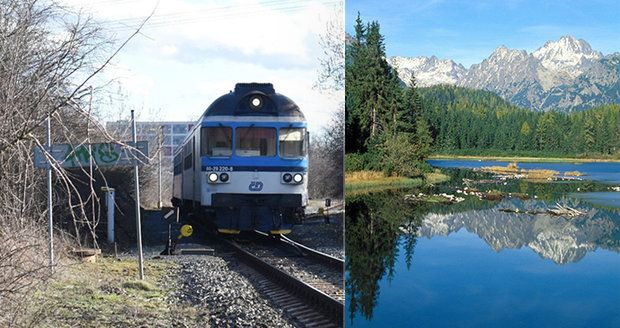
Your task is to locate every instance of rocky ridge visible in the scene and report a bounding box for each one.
[388,36,620,111]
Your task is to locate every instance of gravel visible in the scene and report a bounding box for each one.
[116,203,344,328]
[169,255,295,328]
[288,212,344,259]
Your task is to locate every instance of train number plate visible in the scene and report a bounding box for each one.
[205,166,233,172]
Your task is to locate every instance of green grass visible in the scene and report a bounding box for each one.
[31,257,204,327]
[122,280,159,292]
[422,195,453,203]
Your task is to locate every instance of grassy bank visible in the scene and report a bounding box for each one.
[32,257,200,327]
[346,170,449,195]
[430,154,620,163]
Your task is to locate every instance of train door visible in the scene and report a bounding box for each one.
[194,134,202,205]
[191,136,197,202]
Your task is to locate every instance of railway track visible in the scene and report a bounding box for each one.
[220,232,344,328]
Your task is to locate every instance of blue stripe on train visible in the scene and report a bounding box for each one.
[202,166,307,172]
[201,156,308,168]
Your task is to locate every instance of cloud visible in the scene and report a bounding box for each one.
[59,0,342,131]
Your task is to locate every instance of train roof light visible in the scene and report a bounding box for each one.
[249,96,263,110]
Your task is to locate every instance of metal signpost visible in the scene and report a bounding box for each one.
[35,114,149,279]
[101,187,115,244]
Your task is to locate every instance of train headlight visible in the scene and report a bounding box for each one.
[208,173,218,183]
[249,96,263,110]
[219,172,229,182]
[282,173,293,183]
[293,173,303,183]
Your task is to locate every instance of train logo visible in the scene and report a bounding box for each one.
[248,181,264,192]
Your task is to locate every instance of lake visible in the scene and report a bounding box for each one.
[428,159,620,183]
[345,160,620,327]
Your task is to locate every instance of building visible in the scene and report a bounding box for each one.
[106,121,195,160]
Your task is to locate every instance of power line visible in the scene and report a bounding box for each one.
[89,0,339,32]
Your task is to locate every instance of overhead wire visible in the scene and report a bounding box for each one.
[83,0,339,32]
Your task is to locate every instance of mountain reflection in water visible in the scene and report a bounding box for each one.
[410,198,620,264]
[345,182,620,326]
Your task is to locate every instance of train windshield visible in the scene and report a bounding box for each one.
[236,127,276,157]
[279,128,306,158]
[201,127,232,157]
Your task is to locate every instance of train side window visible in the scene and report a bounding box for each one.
[279,128,306,158]
[173,153,182,175]
[236,127,276,157]
[201,127,232,157]
[184,152,193,170]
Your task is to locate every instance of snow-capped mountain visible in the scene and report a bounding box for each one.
[388,56,466,87]
[390,36,620,111]
[412,199,618,264]
[533,36,602,82]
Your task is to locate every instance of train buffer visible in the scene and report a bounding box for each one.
[160,208,214,255]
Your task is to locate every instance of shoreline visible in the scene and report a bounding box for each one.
[345,171,450,195]
[429,154,620,163]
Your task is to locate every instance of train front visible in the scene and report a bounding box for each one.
[200,83,308,234]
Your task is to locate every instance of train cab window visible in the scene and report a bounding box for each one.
[236,127,276,157]
[201,127,232,157]
[279,128,306,158]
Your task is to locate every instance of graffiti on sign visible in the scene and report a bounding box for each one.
[34,141,149,169]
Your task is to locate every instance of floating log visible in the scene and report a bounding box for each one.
[499,203,584,218]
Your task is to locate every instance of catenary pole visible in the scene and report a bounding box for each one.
[158,125,162,208]
[131,110,145,279]
[47,115,54,272]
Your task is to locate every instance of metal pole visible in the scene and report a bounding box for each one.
[158,125,162,208]
[131,110,145,279]
[106,189,115,244]
[47,115,54,272]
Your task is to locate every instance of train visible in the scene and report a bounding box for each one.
[171,83,308,234]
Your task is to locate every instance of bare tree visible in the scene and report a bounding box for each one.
[309,3,344,199]
[0,0,151,325]
[315,3,344,93]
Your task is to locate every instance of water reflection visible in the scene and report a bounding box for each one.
[345,191,416,321]
[412,198,620,264]
[345,183,620,324]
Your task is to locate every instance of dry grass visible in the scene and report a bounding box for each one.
[481,163,559,180]
[345,170,450,195]
[345,170,386,182]
[526,169,560,180]
[426,171,451,184]
[564,171,584,176]
[481,165,520,175]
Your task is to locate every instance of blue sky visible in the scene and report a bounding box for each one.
[345,0,620,67]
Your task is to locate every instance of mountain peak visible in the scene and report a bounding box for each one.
[488,45,528,62]
[534,35,600,61]
[387,55,466,87]
[388,36,617,111]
